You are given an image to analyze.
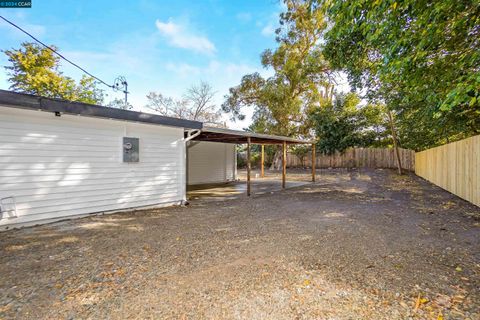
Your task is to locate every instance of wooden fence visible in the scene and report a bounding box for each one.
[287,147,415,171]
[415,135,479,207]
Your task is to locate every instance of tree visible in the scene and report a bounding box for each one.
[322,0,480,150]
[74,76,106,105]
[310,92,389,154]
[222,0,332,138]
[107,98,133,110]
[223,0,333,169]
[184,81,220,124]
[146,81,221,124]
[291,145,310,167]
[146,92,189,118]
[3,42,105,104]
[386,110,403,175]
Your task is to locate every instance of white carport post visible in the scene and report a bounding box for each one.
[183,129,202,202]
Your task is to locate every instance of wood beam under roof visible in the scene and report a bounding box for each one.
[187,127,313,145]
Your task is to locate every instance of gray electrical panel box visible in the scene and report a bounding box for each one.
[123,137,139,162]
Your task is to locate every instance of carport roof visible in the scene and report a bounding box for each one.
[190,126,314,144]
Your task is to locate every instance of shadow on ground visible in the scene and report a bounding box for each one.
[187,169,311,201]
[1,169,479,319]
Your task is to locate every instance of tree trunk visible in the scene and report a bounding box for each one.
[270,148,282,170]
[387,111,403,175]
[247,137,251,196]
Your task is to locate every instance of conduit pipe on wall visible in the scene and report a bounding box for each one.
[182,129,202,205]
[184,129,202,142]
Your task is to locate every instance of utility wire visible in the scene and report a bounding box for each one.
[0,15,114,89]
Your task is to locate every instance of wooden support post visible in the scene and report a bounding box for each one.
[261,144,265,178]
[247,137,251,196]
[282,141,286,189]
[311,143,316,182]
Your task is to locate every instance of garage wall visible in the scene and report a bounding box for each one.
[187,141,236,185]
[0,106,185,229]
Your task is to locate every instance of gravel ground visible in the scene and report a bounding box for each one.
[0,169,479,319]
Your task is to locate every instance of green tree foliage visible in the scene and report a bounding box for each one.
[322,0,480,150]
[75,76,106,105]
[222,0,332,137]
[3,42,104,104]
[291,145,310,167]
[311,92,389,154]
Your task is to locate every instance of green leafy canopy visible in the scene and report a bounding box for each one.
[311,92,390,154]
[322,0,480,150]
[3,42,105,105]
[222,0,332,137]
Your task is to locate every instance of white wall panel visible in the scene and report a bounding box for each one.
[187,141,236,185]
[0,106,185,229]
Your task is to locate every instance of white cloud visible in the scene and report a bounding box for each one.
[23,23,46,37]
[164,60,259,80]
[165,62,201,77]
[155,19,216,55]
[261,24,275,37]
[0,17,46,39]
[160,59,266,129]
[236,12,252,23]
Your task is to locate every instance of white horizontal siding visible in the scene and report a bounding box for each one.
[0,106,185,228]
[187,141,236,185]
[225,142,236,180]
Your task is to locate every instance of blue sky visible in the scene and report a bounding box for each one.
[0,1,286,129]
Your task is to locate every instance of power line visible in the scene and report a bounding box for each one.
[0,15,114,89]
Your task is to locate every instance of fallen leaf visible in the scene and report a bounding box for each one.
[414,293,421,311]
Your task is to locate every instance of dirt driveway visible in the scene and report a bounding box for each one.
[1,169,479,319]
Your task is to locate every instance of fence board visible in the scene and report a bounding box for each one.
[287,147,415,171]
[415,135,479,207]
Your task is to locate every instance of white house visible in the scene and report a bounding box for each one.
[0,90,310,230]
[0,90,236,229]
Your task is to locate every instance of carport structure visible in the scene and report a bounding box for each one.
[188,126,315,196]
